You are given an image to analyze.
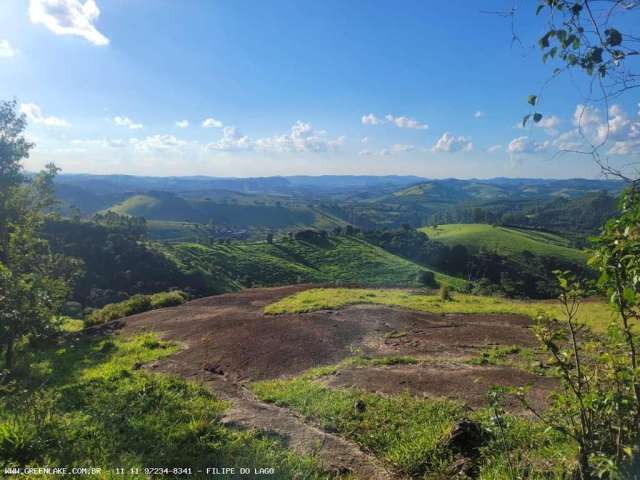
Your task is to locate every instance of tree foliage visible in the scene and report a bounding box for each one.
[534,0,639,95]
[501,190,640,478]
[522,0,640,179]
[0,100,81,370]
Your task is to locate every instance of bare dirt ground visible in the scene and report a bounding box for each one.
[118,285,554,477]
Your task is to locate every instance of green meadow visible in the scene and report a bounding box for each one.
[420,224,586,264]
[264,287,614,332]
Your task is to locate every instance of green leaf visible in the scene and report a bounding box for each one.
[605,28,622,47]
[538,32,553,49]
[522,114,532,127]
[533,113,543,123]
[556,29,567,42]
[623,287,637,305]
[527,95,537,106]
[536,4,545,15]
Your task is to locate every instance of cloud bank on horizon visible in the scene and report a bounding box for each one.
[1,0,639,178]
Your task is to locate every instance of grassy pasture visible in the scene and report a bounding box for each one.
[106,193,346,231]
[264,287,614,332]
[420,223,586,264]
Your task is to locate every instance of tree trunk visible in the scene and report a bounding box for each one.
[577,447,592,480]
[4,338,13,370]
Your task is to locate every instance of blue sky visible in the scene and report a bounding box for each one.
[1,0,639,178]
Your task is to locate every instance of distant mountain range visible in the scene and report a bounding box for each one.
[53,173,624,195]
[53,174,426,195]
[52,174,625,240]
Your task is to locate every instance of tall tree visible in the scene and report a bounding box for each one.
[0,100,81,370]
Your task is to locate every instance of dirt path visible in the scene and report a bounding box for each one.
[120,285,550,478]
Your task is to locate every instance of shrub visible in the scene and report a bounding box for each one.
[86,294,151,326]
[150,290,188,309]
[86,291,188,326]
[61,301,83,318]
[416,270,436,287]
[439,284,452,301]
[125,294,153,315]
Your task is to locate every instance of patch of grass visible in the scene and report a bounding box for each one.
[86,290,188,326]
[468,345,521,366]
[298,355,419,380]
[0,334,335,479]
[251,378,464,476]
[475,411,578,479]
[264,288,615,332]
[421,223,585,264]
[252,371,577,478]
[466,345,544,375]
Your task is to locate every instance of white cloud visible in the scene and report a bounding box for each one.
[130,134,186,152]
[384,114,428,130]
[608,138,640,155]
[359,144,413,157]
[70,136,189,154]
[474,110,484,119]
[328,136,346,149]
[255,121,343,153]
[113,116,143,130]
[202,117,224,128]
[206,126,251,152]
[567,103,640,155]
[606,105,634,141]
[20,103,71,128]
[29,0,109,46]
[391,143,415,153]
[176,120,189,129]
[487,144,502,153]
[70,138,127,150]
[573,104,602,130]
[507,136,549,155]
[362,113,428,129]
[361,113,382,125]
[0,40,18,57]
[535,115,561,135]
[361,136,370,144]
[553,129,583,151]
[432,132,473,153]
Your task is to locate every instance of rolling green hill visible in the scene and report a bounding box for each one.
[420,223,586,264]
[107,193,197,220]
[105,191,347,236]
[157,235,465,291]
